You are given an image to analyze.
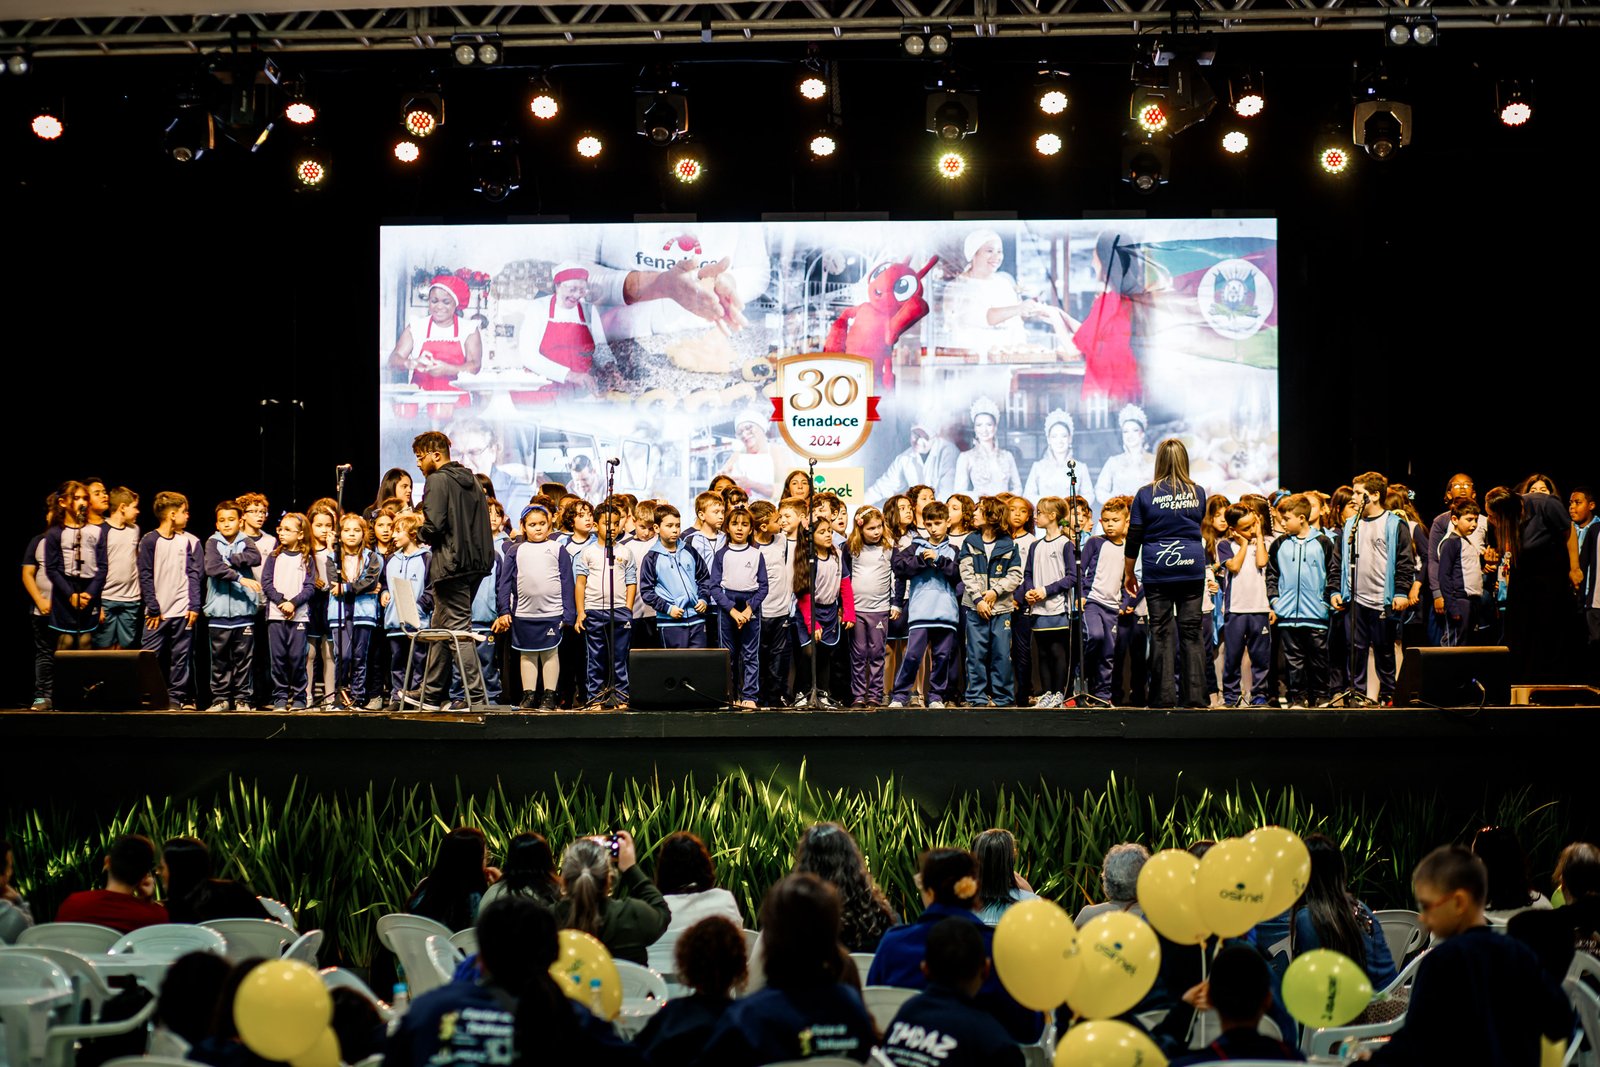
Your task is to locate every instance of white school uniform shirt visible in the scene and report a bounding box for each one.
[1030,535,1074,618]
[268,550,311,623]
[758,537,794,619]
[812,552,843,606]
[1087,540,1127,611]
[851,542,894,614]
[1226,541,1271,614]
[150,532,200,618]
[1354,515,1394,609]
[717,543,765,595]
[625,535,658,618]
[1442,530,1486,599]
[574,541,636,613]
[510,540,568,619]
[57,524,105,581]
[246,531,277,583]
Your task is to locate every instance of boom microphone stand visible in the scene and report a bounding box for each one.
[1064,459,1110,708]
[589,458,626,709]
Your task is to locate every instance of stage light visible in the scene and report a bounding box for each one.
[285,101,315,124]
[901,32,926,57]
[901,27,952,57]
[798,64,828,101]
[1136,101,1168,133]
[635,67,689,146]
[576,133,603,158]
[1318,144,1351,175]
[1035,71,1069,115]
[935,150,966,180]
[7,53,32,76]
[452,36,503,66]
[925,80,978,141]
[164,89,216,163]
[401,92,443,138]
[1229,73,1264,117]
[927,30,951,55]
[1497,80,1532,126]
[470,138,521,201]
[527,73,559,120]
[394,140,420,163]
[31,110,62,140]
[1386,16,1438,46]
[809,132,837,157]
[292,141,330,188]
[1035,132,1062,156]
[1121,133,1170,193]
[1354,100,1411,160]
[671,153,704,183]
[1222,129,1248,154]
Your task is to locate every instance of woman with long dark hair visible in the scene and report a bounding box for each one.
[791,822,898,953]
[971,829,1036,926]
[1485,483,1583,681]
[1472,825,1552,920]
[159,837,270,925]
[478,832,559,910]
[1126,437,1209,707]
[366,467,414,519]
[1290,833,1397,989]
[404,826,495,932]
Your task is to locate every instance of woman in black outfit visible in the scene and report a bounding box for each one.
[1485,484,1582,682]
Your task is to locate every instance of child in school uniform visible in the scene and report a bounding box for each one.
[138,491,204,710]
[1020,497,1077,709]
[882,495,916,695]
[957,496,1023,708]
[1200,494,1231,704]
[753,500,795,707]
[1217,502,1273,707]
[93,487,143,652]
[495,503,575,710]
[640,504,711,649]
[846,506,896,707]
[555,497,596,708]
[327,512,384,710]
[23,521,54,709]
[1079,497,1138,705]
[572,502,636,707]
[710,506,769,708]
[1266,494,1337,708]
[455,501,508,707]
[382,512,433,708]
[888,501,960,708]
[262,513,316,710]
[304,499,341,708]
[626,500,660,650]
[1436,499,1487,648]
[1331,472,1416,705]
[236,491,274,707]
[794,519,854,709]
[363,507,397,709]
[203,499,264,711]
[682,491,728,646]
[1005,496,1038,706]
[44,480,108,650]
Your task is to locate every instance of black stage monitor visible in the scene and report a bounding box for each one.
[629,649,728,710]
[1396,646,1511,707]
[52,650,169,711]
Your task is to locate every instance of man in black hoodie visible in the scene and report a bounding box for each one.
[413,430,495,709]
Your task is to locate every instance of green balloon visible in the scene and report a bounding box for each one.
[1281,949,1374,1029]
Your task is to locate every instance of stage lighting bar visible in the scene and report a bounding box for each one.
[671,153,704,183]
[394,139,420,163]
[292,140,330,188]
[809,131,837,157]
[452,35,503,66]
[901,26,953,57]
[4,52,32,76]
[798,56,829,101]
[1386,16,1438,45]
[284,79,316,125]
[1318,143,1351,175]
[1035,71,1070,115]
[164,86,216,163]
[1222,129,1248,154]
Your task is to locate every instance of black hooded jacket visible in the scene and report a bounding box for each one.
[417,461,494,582]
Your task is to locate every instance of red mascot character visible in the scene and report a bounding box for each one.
[824,255,939,390]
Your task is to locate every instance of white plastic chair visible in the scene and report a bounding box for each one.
[0,952,74,1067]
[448,928,478,957]
[320,967,396,1023]
[1301,1012,1406,1058]
[0,946,118,1022]
[1565,977,1600,1067]
[111,925,227,960]
[99,1058,196,1067]
[41,993,160,1067]
[375,914,454,998]
[284,929,325,965]
[255,897,298,932]
[1373,909,1426,965]
[200,919,294,961]
[861,986,918,1032]
[742,928,760,957]
[423,934,463,987]
[646,929,681,979]
[390,576,490,711]
[1189,1010,1281,1049]
[849,952,876,981]
[615,960,669,1004]
[14,924,120,955]
[1571,951,1600,987]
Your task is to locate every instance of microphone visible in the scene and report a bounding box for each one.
[336,463,353,473]
[605,457,620,467]
[1067,459,1076,472]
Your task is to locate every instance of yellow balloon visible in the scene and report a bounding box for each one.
[1249,826,1311,916]
[992,898,1082,1011]
[1195,837,1276,938]
[549,929,622,1020]
[1280,949,1374,1029]
[289,1029,340,1067]
[1055,1019,1169,1067]
[1066,911,1162,1020]
[233,959,333,1063]
[1135,850,1210,946]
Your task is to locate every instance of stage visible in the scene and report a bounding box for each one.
[3,702,1595,814]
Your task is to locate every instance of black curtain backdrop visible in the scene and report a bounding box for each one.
[5,33,1593,703]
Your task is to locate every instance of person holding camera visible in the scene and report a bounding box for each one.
[553,831,671,965]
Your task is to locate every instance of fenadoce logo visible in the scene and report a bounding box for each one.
[1092,940,1138,977]
[1216,880,1265,905]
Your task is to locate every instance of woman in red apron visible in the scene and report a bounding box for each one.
[519,265,610,401]
[388,274,482,416]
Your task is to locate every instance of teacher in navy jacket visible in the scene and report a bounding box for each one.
[1125,438,1208,708]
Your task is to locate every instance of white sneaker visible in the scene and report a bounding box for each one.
[887,700,905,708]
[928,699,946,708]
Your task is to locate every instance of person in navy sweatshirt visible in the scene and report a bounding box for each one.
[1425,473,1482,646]
[1436,499,1487,648]
[639,504,711,649]
[43,479,109,649]
[1080,497,1140,706]
[888,501,961,708]
[1265,495,1337,708]
[709,506,768,708]
[1330,471,1416,705]
[881,916,1025,1067]
[138,491,204,709]
[263,513,318,710]
[1125,439,1209,708]
[957,496,1024,707]
[634,915,747,1066]
[203,500,263,711]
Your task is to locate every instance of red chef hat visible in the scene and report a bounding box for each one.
[428,274,469,313]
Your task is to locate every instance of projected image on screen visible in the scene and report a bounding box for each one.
[378,219,1277,511]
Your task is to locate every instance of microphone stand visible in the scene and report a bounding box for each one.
[590,459,625,709]
[806,457,821,711]
[1326,493,1366,708]
[334,464,358,710]
[1064,459,1110,708]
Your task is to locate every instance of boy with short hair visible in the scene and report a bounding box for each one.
[572,502,636,707]
[1572,486,1597,552]
[93,487,143,651]
[458,500,509,707]
[1265,494,1337,707]
[1367,846,1571,1066]
[203,499,264,711]
[1218,502,1273,707]
[881,918,1025,1067]
[957,497,1024,707]
[236,491,275,707]
[1437,499,1487,648]
[1079,498,1139,705]
[640,504,711,649]
[1170,945,1304,1065]
[138,492,204,709]
[682,490,728,643]
[752,500,794,707]
[1331,471,1416,705]
[626,499,660,649]
[888,501,960,708]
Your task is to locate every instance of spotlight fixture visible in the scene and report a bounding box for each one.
[799,75,827,100]
[935,150,966,180]
[394,140,420,163]
[163,86,216,163]
[809,132,837,157]
[1386,16,1438,46]
[4,53,30,76]
[31,108,63,140]
[1130,62,1215,137]
[925,72,978,141]
[1035,132,1062,156]
[576,133,603,158]
[671,153,704,184]
[1496,79,1533,127]
[798,57,829,101]
[470,137,521,202]
[527,73,559,120]
[1318,145,1351,175]
[1353,64,1410,160]
[1134,98,1168,133]
[901,26,952,58]
[452,35,503,66]
[284,80,317,125]
[1229,73,1265,117]
[292,140,330,188]
[1221,129,1248,154]
[1121,133,1171,193]
[635,67,689,146]
[401,92,444,138]
[1035,70,1070,115]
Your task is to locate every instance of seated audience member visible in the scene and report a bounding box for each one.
[971,829,1037,927]
[191,958,280,1067]
[154,951,233,1052]
[655,831,744,935]
[479,832,560,911]
[1367,846,1572,1066]
[405,826,498,932]
[1171,944,1305,1065]
[1473,825,1554,922]
[1074,842,1149,926]
[634,916,748,1066]
[1,837,33,942]
[1292,834,1398,991]
[881,917,1025,1067]
[867,848,1043,1043]
[697,874,876,1066]
[793,822,900,953]
[388,897,637,1067]
[1509,841,1600,984]
[160,837,272,924]
[552,832,670,965]
[330,987,388,1065]
[54,833,169,932]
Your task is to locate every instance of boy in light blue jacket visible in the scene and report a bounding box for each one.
[888,501,960,707]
